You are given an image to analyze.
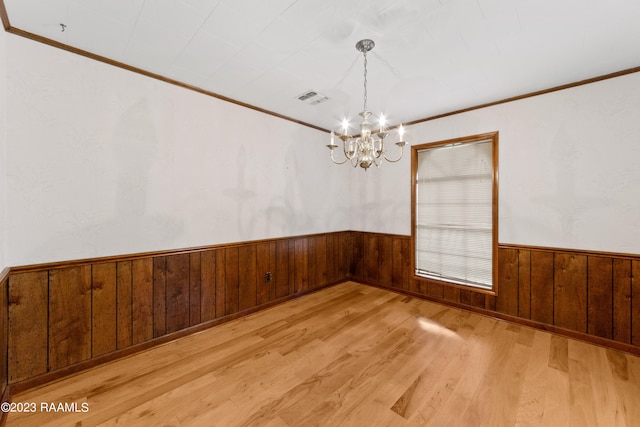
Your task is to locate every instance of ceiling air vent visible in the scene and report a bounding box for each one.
[296,90,329,105]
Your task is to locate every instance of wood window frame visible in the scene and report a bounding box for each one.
[411,131,499,296]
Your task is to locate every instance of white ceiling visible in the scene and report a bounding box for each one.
[4,0,640,132]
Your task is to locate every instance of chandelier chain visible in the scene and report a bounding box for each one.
[363,50,368,112]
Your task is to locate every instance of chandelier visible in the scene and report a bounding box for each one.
[327,39,406,170]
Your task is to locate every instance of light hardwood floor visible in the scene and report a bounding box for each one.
[6,281,640,426]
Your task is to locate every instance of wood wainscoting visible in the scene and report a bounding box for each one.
[2,230,639,399]
[350,231,640,356]
[5,231,352,392]
[0,268,9,422]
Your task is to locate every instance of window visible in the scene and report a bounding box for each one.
[412,132,498,292]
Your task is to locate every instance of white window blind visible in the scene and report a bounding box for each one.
[415,139,494,289]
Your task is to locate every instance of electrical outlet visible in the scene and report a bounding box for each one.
[265,272,272,283]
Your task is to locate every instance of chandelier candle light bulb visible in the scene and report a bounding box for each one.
[326,39,407,170]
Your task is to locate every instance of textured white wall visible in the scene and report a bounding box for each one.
[5,32,640,267]
[347,135,412,234]
[350,71,640,254]
[5,35,350,266]
[0,29,7,272]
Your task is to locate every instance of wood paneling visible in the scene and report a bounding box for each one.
[256,243,274,305]
[463,289,486,309]
[485,294,496,311]
[294,238,308,294]
[587,256,613,339]
[612,259,631,343]
[8,271,48,383]
[442,285,460,304]
[132,258,154,345]
[200,250,216,321]
[518,250,531,319]
[425,282,444,299]
[275,240,290,299]
[48,266,92,371]
[496,247,519,316]
[364,234,379,284]
[351,232,364,282]
[225,247,240,316]
[166,254,190,334]
[288,239,295,296]
[410,277,422,295]
[116,261,133,350]
[0,271,7,404]
[152,257,167,337]
[379,235,393,286]
[632,260,640,347]
[92,262,117,357]
[392,237,410,290]
[215,249,226,318]
[313,235,328,289]
[336,231,350,281]
[239,245,257,310]
[307,237,317,291]
[352,233,410,292]
[530,251,554,325]
[189,253,202,326]
[553,253,588,333]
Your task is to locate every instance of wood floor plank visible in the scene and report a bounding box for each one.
[466,326,531,426]
[616,354,640,425]
[582,343,627,426]
[513,330,552,426]
[541,362,571,426]
[7,282,640,427]
[567,340,599,426]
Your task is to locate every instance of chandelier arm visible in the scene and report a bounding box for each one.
[383,144,405,162]
[329,148,351,165]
